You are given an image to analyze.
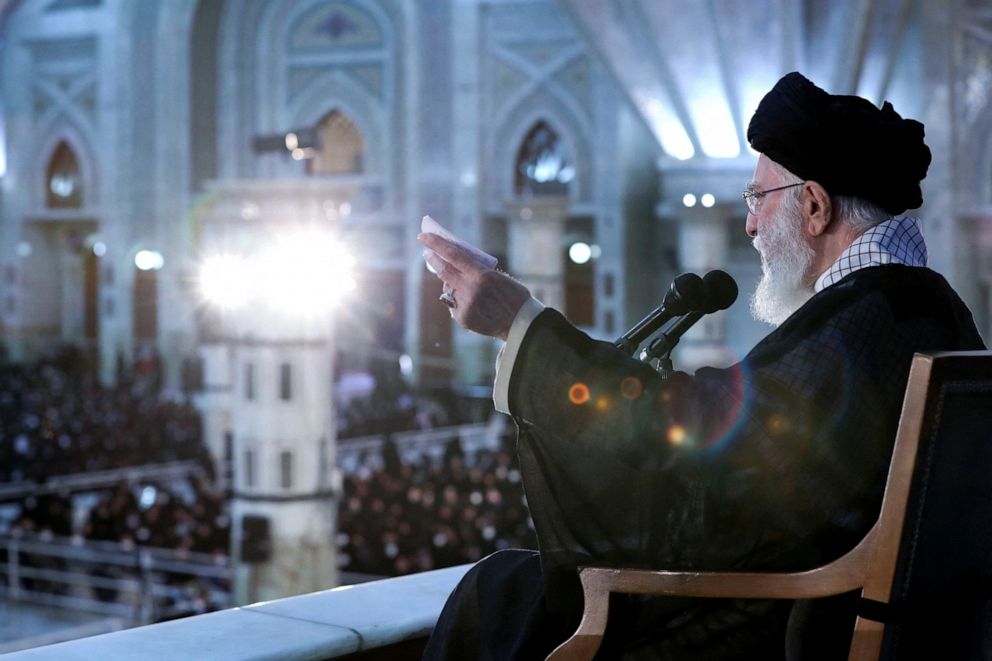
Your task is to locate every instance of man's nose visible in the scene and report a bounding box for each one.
[745,213,757,238]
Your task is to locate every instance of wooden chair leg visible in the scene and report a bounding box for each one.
[545,570,613,661]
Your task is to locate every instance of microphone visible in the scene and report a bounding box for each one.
[614,273,707,355]
[700,269,738,314]
[644,270,738,359]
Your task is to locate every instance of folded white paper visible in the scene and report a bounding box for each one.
[421,215,498,270]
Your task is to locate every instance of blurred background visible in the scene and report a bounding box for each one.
[0,0,990,652]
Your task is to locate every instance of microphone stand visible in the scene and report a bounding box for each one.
[640,348,674,381]
[640,310,704,380]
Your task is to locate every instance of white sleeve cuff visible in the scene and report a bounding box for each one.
[493,297,545,414]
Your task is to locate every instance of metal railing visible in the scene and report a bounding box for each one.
[0,461,206,500]
[336,418,514,473]
[1,533,231,626]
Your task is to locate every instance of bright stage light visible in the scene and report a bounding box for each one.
[135,250,164,271]
[199,254,251,309]
[257,232,355,315]
[201,231,355,315]
[569,242,592,265]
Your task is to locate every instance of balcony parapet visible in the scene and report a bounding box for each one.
[4,564,471,660]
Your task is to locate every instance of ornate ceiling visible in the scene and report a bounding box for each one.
[557,0,920,165]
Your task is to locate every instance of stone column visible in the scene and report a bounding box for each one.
[674,204,736,370]
[968,213,992,342]
[197,343,233,479]
[505,195,569,310]
[444,0,487,387]
[59,229,86,343]
[228,312,338,605]
[193,186,341,605]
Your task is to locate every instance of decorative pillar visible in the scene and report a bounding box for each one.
[197,343,233,481]
[227,319,338,605]
[674,204,736,370]
[967,213,992,342]
[505,195,569,310]
[58,229,86,343]
[193,184,344,605]
[444,0,486,387]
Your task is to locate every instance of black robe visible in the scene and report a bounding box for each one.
[426,265,985,660]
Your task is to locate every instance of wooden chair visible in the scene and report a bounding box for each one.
[547,351,992,661]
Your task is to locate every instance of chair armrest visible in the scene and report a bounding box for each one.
[546,527,876,661]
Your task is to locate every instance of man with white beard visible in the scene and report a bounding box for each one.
[748,157,817,326]
[419,72,986,660]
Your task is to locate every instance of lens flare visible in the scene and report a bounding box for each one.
[199,231,355,315]
[257,232,355,315]
[199,254,250,309]
[568,383,590,405]
[620,376,643,400]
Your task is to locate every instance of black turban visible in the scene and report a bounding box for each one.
[747,72,931,216]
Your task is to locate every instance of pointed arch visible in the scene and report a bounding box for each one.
[513,120,575,197]
[287,70,384,176]
[492,100,591,205]
[255,0,395,135]
[309,109,364,175]
[45,141,83,208]
[34,124,98,210]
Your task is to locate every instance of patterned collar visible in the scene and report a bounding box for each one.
[814,216,928,292]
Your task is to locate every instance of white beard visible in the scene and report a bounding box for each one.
[750,204,815,326]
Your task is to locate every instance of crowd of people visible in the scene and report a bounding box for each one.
[81,478,229,557]
[335,356,492,439]
[0,346,208,484]
[0,346,228,619]
[4,476,230,617]
[0,344,542,599]
[337,437,536,577]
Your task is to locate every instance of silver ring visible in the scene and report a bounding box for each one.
[439,289,456,309]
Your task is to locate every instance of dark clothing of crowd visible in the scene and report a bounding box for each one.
[0,346,208,484]
[338,437,536,576]
[0,345,228,618]
[82,480,229,557]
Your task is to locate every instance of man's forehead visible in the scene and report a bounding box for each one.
[750,154,775,186]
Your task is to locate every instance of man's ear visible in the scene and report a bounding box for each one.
[801,181,832,237]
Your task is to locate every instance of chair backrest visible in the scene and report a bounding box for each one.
[546,352,992,661]
[857,352,992,661]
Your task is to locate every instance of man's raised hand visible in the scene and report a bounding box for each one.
[418,232,531,341]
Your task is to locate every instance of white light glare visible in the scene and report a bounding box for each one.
[569,242,592,265]
[694,93,740,159]
[682,194,697,208]
[135,250,164,271]
[701,193,716,208]
[200,232,356,315]
[640,95,695,161]
[139,485,157,510]
[398,354,413,377]
[200,254,250,309]
[92,241,107,257]
[258,233,355,314]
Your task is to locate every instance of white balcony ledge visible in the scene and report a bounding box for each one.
[5,564,472,661]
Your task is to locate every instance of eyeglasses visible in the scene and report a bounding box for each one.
[742,182,804,215]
